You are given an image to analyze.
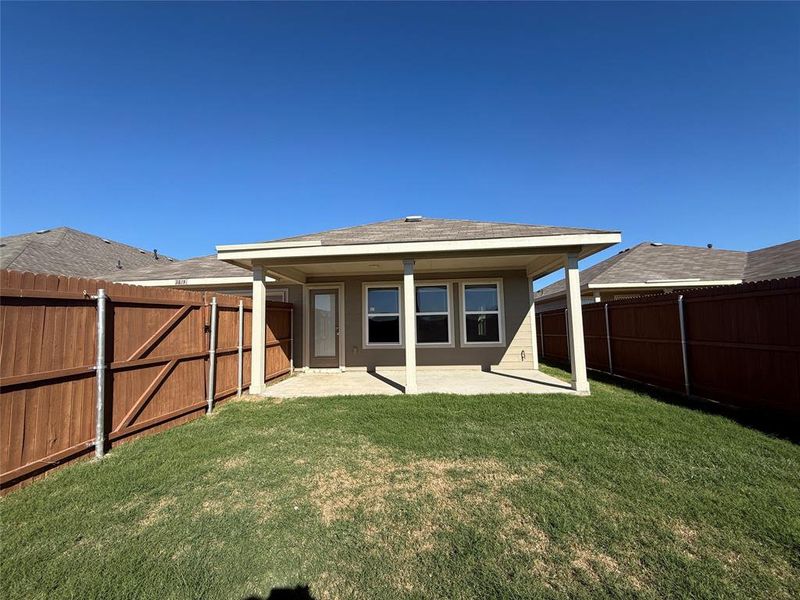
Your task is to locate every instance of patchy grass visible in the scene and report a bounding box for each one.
[1,368,799,599]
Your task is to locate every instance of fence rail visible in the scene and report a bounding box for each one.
[0,269,293,491]
[537,277,799,415]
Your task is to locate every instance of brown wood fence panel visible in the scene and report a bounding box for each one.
[266,302,292,379]
[537,277,800,415]
[539,310,568,362]
[582,305,610,372]
[607,297,685,392]
[683,278,800,413]
[0,270,293,491]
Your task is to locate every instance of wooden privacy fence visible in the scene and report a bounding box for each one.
[538,277,799,415]
[0,269,293,491]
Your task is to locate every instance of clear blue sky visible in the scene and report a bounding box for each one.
[2,2,798,285]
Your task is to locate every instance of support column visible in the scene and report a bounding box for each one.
[250,264,267,394]
[528,277,540,370]
[403,259,417,393]
[564,253,590,394]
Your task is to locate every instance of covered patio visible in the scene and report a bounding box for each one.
[217,218,621,396]
[264,367,574,398]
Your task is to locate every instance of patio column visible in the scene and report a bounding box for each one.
[564,253,590,394]
[403,259,417,393]
[249,264,267,394]
[528,277,540,370]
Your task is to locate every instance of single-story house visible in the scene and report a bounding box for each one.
[0,226,176,278]
[534,239,800,312]
[216,217,621,395]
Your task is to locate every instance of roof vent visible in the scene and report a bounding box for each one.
[650,242,663,247]
[138,249,146,254]
[707,243,713,249]
[35,229,50,234]
[404,215,422,222]
[102,238,111,244]
[153,249,159,260]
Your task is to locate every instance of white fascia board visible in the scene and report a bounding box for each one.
[216,232,621,262]
[216,240,322,251]
[586,279,742,290]
[116,275,275,287]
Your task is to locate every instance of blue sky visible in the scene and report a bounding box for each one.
[2,2,798,286]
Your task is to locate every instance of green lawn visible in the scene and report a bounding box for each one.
[2,367,798,599]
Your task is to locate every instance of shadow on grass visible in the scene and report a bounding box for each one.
[244,585,315,599]
[541,359,800,444]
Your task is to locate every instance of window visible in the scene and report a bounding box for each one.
[364,285,401,345]
[462,282,504,345]
[416,284,451,345]
[266,288,288,302]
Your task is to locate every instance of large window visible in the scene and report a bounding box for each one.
[364,285,401,346]
[416,284,451,345]
[462,282,504,345]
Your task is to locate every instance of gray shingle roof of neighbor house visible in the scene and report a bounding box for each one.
[535,242,748,300]
[263,217,617,247]
[535,239,800,300]
[109,254,251,282]
[743,239,800,282]
[0,227,176,279]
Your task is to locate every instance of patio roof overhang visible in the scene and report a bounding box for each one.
[216,232,622,284]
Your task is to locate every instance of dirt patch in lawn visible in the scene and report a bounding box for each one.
[309,443,536,526]
[138,496,177,529]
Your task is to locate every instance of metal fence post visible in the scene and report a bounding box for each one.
[678,295,691,397]
[207,297,218,413]
[604,303,613,375]
[94,289,107,459]
[237,300,244,397]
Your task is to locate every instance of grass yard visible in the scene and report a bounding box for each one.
[1,367,798,599]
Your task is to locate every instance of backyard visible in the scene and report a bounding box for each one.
[1,367,798,599]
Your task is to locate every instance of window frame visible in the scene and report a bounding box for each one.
[460,279,505,347]
[362,282,403,348]
[414,281,454,347]
[265,288,289,302]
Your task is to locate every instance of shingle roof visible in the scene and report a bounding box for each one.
[265,217,615,247]
[535,242,748,300]
[109,255,249,282]
[0,227,176,279]
[743,240,800,282]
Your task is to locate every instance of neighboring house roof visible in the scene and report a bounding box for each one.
[743,239,800,282]
[0,227,175,279]
[109,254,251,283]
[263,217,615,247]
[535,242,748,300]
[536,239,800,301]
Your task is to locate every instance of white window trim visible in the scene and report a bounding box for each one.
[266,287,289,302]
[362,282,404,349]
[414,281,454,348]
[460,279,506,347]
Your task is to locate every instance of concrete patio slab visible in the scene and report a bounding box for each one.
[263,368,576,398]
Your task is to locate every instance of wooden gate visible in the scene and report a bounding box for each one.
[0,269,294,491]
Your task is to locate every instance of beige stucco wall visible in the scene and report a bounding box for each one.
[303,270,534,370]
